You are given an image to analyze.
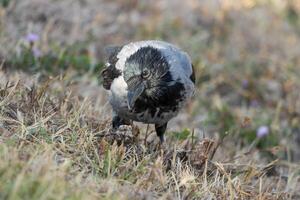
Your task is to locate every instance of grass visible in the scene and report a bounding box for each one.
[1,0,300,199]
[0,65,298,200]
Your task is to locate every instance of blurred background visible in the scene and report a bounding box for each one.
[2,0,300,157]
[0,0,300,198]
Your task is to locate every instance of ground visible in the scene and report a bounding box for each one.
[0,0,300,199]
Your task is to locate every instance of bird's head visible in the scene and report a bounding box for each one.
[123,46,181,110]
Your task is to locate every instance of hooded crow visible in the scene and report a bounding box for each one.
[101,40,195,143]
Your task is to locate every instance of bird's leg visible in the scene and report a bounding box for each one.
[112,112,131,129]
[155,123,168,144]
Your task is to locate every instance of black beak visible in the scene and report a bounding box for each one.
[127,82,145,110]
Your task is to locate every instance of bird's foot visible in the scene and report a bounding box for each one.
[112,115,131,130]
[148,135,166,152]
[156,139,167,153]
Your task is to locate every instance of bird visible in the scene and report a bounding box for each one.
[101,40,195,143]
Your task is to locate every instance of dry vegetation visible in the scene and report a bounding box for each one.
[1,0,300,199]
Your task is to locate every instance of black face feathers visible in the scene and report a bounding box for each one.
[124,47,170,83]
[123,46,185,113]
[133,80,184,112]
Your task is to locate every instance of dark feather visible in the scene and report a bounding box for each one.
[101,46,123,90]
[124,46,169,82]
[190,64,196,84]
[124,46,185,113]
[101,66,121,90]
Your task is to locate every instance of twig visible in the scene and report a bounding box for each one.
[191,128,195,151]
[144,124,149,147]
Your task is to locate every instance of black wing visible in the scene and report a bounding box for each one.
[101,46,123,90]
[101,65,121,90]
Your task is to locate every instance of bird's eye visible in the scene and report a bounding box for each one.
[142,69,150,79]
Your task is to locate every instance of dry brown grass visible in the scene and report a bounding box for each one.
[0,71,298,199]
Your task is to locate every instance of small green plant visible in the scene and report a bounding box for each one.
[6,33,103,75]
[171,128,191,140]
[0,0,10,7]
